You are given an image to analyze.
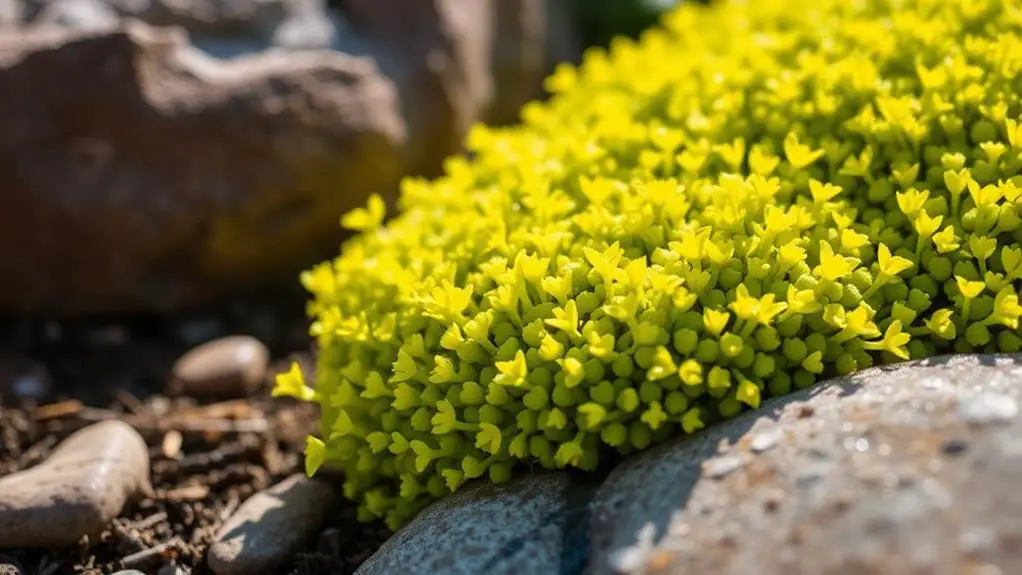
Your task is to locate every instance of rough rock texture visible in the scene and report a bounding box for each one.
[487,0,582,125]
[0,0,580,315]
[0,420,150,548]
[355,473,595,575]
[336,0,494,177]
[589,354,1022,575]
[207,474,336,575]
[0,0,21,27]
[0,21,406,314]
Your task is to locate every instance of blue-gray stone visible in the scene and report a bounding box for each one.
[356,473,595,575]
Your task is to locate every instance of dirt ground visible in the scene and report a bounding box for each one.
[0,288,390,574]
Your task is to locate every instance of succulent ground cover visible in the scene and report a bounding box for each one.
[276,0,1022,530]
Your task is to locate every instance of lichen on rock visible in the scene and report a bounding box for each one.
[275,0,1022,529]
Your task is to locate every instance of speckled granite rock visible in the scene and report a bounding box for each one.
[355,473,595,575]
[589,354,1022,575]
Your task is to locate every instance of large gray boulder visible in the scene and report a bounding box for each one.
[589,354,1022,575]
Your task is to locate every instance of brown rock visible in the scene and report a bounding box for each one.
[341,0,494,176]
[0,0,21,27]
[168,335,269,397]
[589,354,1022,575]
[486,0,582,125]
[0,21,405,315]
[337,0,583,166]
[0,420,150,548]
[207,474,335,575]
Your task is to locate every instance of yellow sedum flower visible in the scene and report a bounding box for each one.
[276,0,1022,530]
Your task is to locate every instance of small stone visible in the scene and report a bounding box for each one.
[0,420,150,548]
[0,554,24,575]
[168,336,269,398]
[959,393,1019,425]
[161,430,183,459]
[157,565,189,575]
[207,474,335,575]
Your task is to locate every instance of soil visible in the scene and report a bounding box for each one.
[0,288,390,575]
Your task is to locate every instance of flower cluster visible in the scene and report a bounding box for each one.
[275,0,1022,529]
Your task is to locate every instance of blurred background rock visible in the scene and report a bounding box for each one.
[0,0,681,317]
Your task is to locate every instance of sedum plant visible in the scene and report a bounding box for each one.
[275,0,1022,529]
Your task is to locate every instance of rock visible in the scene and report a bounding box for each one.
[338,0,495,176]
[34,0,118,30]
[486,0,545,125]
[24,0,294,40]
[0,420,150,548]
[0,554,25,575]
[0,356,51,401]
[589,354,1022,575]
[329,0,584,168]
[207,474,335,575]
[168,335,269,397]
[268,0,340,51]
[355,473,594,575]
[486,0,582,125]
[0,21,406,315]
[0,0,21,26]
[0,2,580,316]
